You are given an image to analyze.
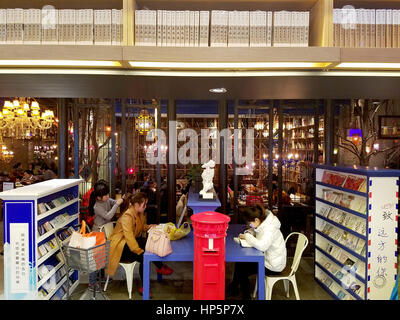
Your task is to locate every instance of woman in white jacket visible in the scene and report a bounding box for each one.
[227,205,287,299]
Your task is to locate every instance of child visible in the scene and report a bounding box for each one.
[227,204,287,300]
[88,180,123,232]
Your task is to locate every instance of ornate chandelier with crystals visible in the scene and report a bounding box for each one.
[0,98,55,139]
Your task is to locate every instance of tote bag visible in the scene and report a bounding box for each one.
[145,228,172,257]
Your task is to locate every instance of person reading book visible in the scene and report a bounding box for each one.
[227,204,287,300]
[105,192,173,297]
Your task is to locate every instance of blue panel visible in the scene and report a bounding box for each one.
[3,200,37,299]
[369,228,371,234]
[369,204,372,210]
[368,276,370,281]
[396,251,398,257]
[370,180,372,186]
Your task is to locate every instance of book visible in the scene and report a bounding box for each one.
[342,175,366,191]
[335,270,344,280]
[355,240,365,255]
[43,221,54,232]
[337,290,347,300]
[38,203,47,215]
[199,11,209,47]
[323,277,333,288]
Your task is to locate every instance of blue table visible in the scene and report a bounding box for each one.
[143,224,265,300]
[187,187,221,214]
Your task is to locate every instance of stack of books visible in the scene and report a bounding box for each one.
[38,194,76,215]
[333,8,400,48]
[134,9,309,47]
[0,8,123,45]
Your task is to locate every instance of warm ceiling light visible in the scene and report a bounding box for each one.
[336,63,400,70]
[209,87,227,93]
[129,61,331,70]
[0,60,122,67]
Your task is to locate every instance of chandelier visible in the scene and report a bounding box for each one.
[135,109,154,135]
[0,98,55,139]
[0,137,14,163]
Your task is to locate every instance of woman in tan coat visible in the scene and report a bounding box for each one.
[105,192,173,295]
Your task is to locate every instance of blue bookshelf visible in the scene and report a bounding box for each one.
[314,165,399,300]
[0,179,82,300]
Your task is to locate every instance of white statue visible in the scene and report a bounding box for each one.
[199,160,215,199]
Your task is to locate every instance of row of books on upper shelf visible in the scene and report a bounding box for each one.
[134,10,309,47]
[0,8,123,45]
[333,8,400,48]
[38,194,75,215]
[318,205,366,235]
[321,170,367,192]
[321,188,366,214]
[319,221,366,256]
[37,213,72,236]
[316,265,361,299]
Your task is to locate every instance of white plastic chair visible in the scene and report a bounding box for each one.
[252,232,309,300]
[100,222,139,300]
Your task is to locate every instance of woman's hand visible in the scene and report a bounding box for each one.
[239,233,246,240]
[116,198,123,206]
[146,224,157,231]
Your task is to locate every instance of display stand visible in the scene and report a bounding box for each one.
[314,165,399,300]
[0,179,82,300]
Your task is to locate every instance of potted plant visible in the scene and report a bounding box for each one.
[186,164,203,193]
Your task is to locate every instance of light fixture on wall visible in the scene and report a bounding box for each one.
[135,109,154,135]
[0,137,14,163]
[0,98,55,139]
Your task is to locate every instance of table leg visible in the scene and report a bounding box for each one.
[257,261,265,300]
[143,256,150,300]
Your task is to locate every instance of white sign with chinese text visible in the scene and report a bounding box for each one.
[368,177,398,300]
[10,223,30,294]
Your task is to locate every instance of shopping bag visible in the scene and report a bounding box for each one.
[68,221,97,249]
[165,222,191,241]
[145,228,172,257]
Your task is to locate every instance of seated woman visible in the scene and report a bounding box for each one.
[227,204,287,300]
[106,192,173,296]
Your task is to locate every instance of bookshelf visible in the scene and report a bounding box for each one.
[1,0,400,71]
[0,178,83,300]
[314,164,399,300]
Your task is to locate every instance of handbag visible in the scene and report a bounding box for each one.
[145,227,172,257]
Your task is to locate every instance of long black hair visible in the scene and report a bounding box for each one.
[88,180,110,216]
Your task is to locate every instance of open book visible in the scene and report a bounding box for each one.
[234,237,252,248]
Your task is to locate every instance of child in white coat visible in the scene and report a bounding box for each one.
[227,205,287,299]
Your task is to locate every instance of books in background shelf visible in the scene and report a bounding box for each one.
[38,288,48,298]
[338,252,349,264]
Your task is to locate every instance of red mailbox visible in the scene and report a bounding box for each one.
[191,211,230,300]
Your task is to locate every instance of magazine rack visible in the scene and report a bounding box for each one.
[0,179,82,300]
[314,165,399,300]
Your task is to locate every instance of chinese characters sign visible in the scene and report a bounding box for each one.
[10,223,30,294]
[368,177,398,299]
